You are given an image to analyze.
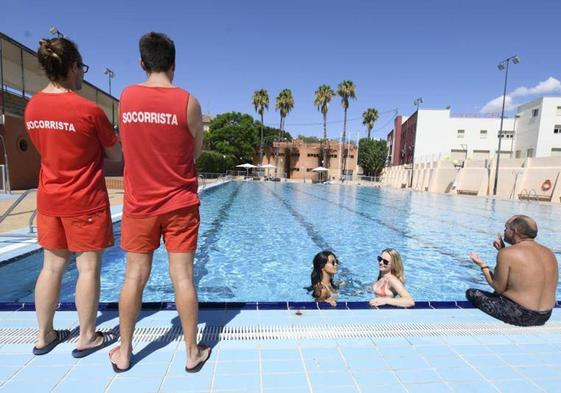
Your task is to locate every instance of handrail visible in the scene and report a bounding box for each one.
[0,189,36,225]
[28,209,38,234]
[198,174,206,189]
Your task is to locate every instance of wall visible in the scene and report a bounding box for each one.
[535,97,561,157]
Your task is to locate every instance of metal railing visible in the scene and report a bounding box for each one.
[0,189,37,236]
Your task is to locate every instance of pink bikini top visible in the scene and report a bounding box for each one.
[373,276,394,297]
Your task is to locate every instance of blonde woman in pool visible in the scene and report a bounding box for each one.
[369,248,415,308]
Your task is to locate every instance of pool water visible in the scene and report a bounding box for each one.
[1,181,560,303]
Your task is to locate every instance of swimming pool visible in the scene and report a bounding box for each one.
[1,181,560,303]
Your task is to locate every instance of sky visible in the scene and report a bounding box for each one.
[2,0,561,139]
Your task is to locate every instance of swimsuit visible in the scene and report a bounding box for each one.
[466,288,552,327]
[373,276,393,297]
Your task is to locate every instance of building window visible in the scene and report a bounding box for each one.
[349,155,354,159]
[527,148,534,158]
[554,125,561,134]
[306,168,312,172]
[457,129,465,138]
[532,108,539,117]
[515,150,521,158]
[551,148,561,157]
[557,106,561,116]
[330,154,337,158]
[480,130,487,139]
[292,168,300,172]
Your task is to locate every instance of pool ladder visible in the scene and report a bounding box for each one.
[0,189,37,236]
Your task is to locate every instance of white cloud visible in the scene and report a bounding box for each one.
[480,77,561,114]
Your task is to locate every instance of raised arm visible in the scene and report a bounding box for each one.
[186,95,204,161]
[469,251,510,294]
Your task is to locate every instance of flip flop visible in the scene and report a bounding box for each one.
[32,329,71,355]
[109,346,132,373]
[71,331,117,359]
[185,345,212,373]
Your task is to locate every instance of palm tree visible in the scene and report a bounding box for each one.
[252,89,269,164]
[337,80,357,179]
[362,108,379,140]
[314,84,335,167]
[275,89,294,176]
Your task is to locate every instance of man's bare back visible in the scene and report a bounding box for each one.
[499,240,558,311]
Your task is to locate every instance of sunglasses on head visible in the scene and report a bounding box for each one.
[377,256,390,266]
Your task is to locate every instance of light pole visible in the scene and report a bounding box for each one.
[414,97,423,112]
[493,55,520,196]
[49,26,64,38]
[104,68,116,127]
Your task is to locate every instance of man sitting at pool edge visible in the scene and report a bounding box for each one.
[466,215,558,326]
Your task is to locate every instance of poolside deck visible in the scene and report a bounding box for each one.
[0,305,560,393]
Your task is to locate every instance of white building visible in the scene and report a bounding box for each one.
[513,96,561,158]
[413,109,514,164]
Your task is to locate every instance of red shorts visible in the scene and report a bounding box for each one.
[120,205,200,253]
[37,208,114,252]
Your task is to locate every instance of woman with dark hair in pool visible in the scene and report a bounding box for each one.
[369,248,415,308]
[310,250,340,306]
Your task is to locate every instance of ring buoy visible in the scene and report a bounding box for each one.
[541,179,552,192]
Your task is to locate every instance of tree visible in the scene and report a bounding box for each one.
[358,138,387,177]
[252,89,269,164]
[297,135,322,143]
[275,88,294,135]
[206,112,258,163]
[362,107,379,140]
[196,151,237,173]
[337,80,357,178]
[314,84,335,166]
[274,89,294,175]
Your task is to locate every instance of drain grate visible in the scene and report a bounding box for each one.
[1,322,561,345]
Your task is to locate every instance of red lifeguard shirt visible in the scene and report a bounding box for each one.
[119,85,199,218]
[24,91,118,217]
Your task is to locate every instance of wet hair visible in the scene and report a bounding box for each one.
[37,38,82,82]
[309,250,339,300]
[377,248,405,283]
[139,32,175,73]
[508,215,538,239]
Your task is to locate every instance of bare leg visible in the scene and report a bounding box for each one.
[168,252,209,368]
[35,249,70,348]
[75,250,103,349]
[110,252,152,370]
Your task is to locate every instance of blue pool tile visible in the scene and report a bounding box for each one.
[371,337,411,347]
[491,379,544,393]
[260,349,301,361]
[261,373,308,389]
[345,355,386,371]
[0,366,19,381]
[336,338,376,348]
[308,370,356,387]
[476,366,523,380]
[534,378,561,393]
[407,336,446,345]
[218,349,259,362]
[301,347,341,360]
[107,377,163,393]
[298,339,338,349]
[0,353,33,366]
[0,344,34,355]
[444,336,481,346]
[487,344,523,354]
[414,345,456,357]
[517,365,561,380]
[377,345,417,358]
[351,370,399,387]
[507,335,547,345]
[160,375,213,392]
[517,343,561,353]
[65,363,117,379]
[212,373,260,391]
[313,386,359,393]
[360,386,407,393]
[263,388,309,393]
[304,356,347,372]
[258,339,300,350]
[462,354,507,368]
[346,302,372,310]
[215,360,259,375]
[11,364,69,381]
[395,368,441,384]
[473,335,514,345]
[340,347,380,359]
[384,355,430,370]
[52,377,112,393]
[534,352,561,365]
[0,378,60,393]
[166,356,216,377]
[436,366,485,382]
[498,353,541,366]
[258,302,289,310]
[261,359,305,374]
[424,355,469,368]
[404,382,452,393]
[448,382,498,393]
[29,353,77,366]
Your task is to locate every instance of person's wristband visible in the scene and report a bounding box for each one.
[480,265,489,270]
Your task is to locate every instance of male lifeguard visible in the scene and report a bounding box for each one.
[109,32,209,372]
